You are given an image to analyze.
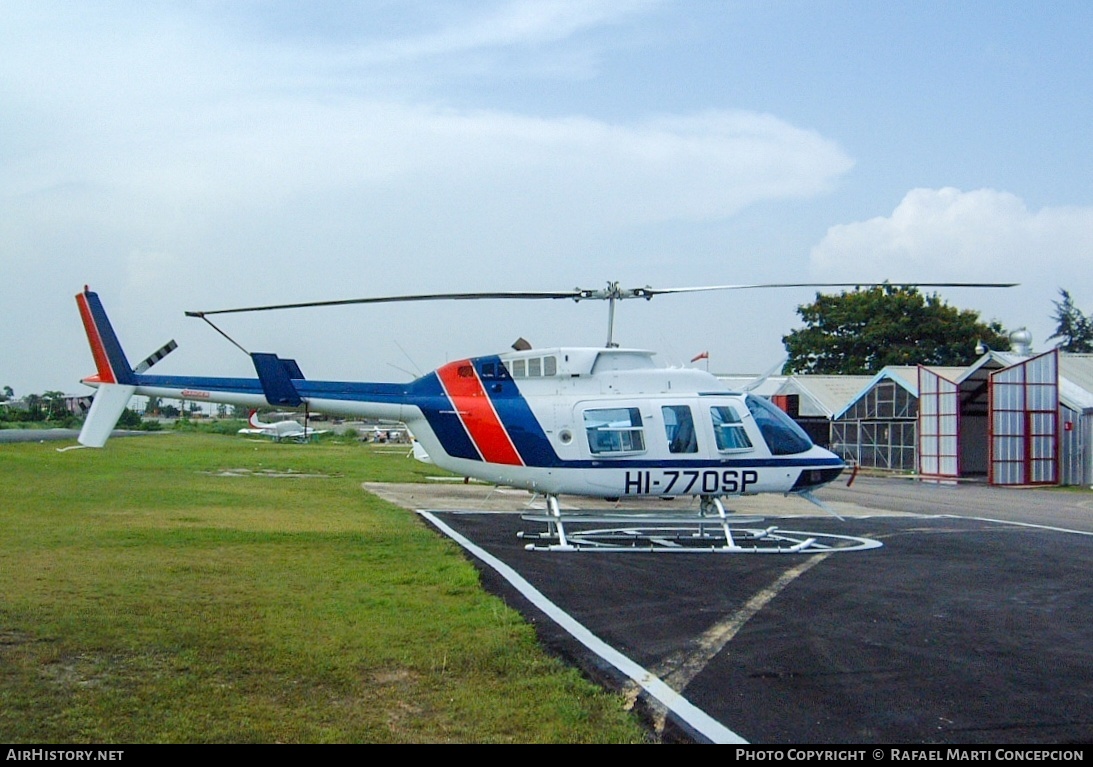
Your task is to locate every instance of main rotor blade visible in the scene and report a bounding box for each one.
[635,282,1018,298]
[186,289,587,317]
[186,281,1018,317]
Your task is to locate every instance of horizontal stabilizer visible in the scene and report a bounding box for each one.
[411,439,432,464]
[78,383,137,447]
[251,353,302,407]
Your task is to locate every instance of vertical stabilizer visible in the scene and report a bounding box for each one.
[251,353,302,407]
[75,287,135,385]
[75,288,138,447]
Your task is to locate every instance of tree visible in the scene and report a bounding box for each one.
[1048,289,1093,353]
[42,390,66,421]
[783,285,1010,375]
[117,407,144,429]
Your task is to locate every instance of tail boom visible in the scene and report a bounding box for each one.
[75,287,413,447]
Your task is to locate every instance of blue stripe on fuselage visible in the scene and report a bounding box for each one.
[134,374,264,395]
[550,455,846,470]
[473,356,559,466]
[409,372,481,461]
[406,357,560,465]
[135,375,413,402]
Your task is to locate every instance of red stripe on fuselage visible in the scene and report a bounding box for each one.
[436,360,523,466]
[76,292,117,384]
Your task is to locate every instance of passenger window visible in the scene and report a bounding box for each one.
[710,405,753,452]
[584,408,646,455]
[512,359,526,378]
[662,405,698,453]
[528,357,541,377]
[543,356,557,376]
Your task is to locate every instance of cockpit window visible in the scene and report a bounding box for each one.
[744,395,813,455]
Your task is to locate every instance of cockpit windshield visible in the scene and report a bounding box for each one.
[744,394,814,455]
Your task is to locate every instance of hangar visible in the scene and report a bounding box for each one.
[768,375,870,449]
[768,348,1093,487]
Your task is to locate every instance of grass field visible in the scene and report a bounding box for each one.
[0,433,648,743]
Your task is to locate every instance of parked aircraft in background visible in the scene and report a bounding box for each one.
[237,409,329,443]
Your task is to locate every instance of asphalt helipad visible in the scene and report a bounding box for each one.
[365,478,1093,744]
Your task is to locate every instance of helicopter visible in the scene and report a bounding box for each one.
[74,281,1012,550]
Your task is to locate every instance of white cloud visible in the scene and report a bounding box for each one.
[809,187,1093,349]
[6,99,854,268]
[358,0,660,62]
[0,1,855,393]
[2,0,851,249]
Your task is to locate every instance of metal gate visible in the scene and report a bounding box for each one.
[989,350,1059,485]
[918,367,960,478]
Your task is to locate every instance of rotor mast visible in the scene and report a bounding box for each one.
[604,282,619,348]
[574,281,655,348]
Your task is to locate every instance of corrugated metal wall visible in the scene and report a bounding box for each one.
[989,350,1058,485]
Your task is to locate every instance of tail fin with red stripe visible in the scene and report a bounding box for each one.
[75,286,135,386]
[75,287,137,447]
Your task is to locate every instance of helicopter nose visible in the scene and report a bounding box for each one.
[790,463,845,491]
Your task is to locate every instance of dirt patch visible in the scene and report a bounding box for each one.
[205,468,338,479]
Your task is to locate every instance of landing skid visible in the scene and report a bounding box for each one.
[517,495,883,554]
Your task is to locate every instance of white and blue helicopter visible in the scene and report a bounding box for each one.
[74,281,1011,551]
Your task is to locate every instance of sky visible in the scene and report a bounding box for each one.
[3,0,1092,396]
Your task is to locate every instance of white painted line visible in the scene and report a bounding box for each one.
[418,510,747,744]
[938,514,1093,536]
